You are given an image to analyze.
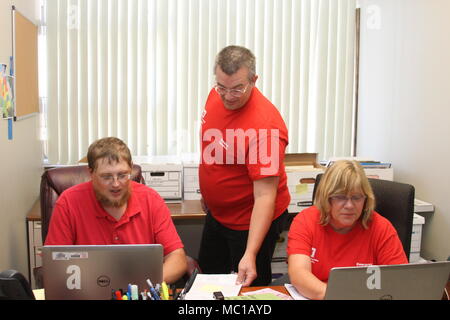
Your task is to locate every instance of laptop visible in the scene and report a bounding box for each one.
[324,261,450,300]
[42,244,163,300]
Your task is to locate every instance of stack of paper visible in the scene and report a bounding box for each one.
[184,274,242,300]
[414,199,434,213]
[284,284,310,300]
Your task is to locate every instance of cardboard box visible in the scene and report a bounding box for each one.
[409,213,425,262]
[183,162,202,200]
[414,199,434,213]
[284,153,325,213]
[364,168,394,181]
[133,156,183,202]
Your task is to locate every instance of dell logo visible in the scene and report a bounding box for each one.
[97,276,111,287]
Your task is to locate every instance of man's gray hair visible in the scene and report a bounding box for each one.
[214,45,256,81]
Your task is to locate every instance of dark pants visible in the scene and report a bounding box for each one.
[198,209,289,286]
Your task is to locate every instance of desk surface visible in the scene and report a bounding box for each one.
[32,286,290,301]
[167,200,205,219]
[33,283,449,300]
[27,199,205,221]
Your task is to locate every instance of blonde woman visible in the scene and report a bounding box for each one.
[287,160,407,300]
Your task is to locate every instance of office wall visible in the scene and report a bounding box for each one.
[358,0,450,260]
[0,0,42,275]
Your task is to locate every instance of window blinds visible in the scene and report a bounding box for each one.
[44,0,356,164]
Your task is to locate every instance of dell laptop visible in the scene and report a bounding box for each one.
[42,244,163,300]
[324,261,450,300]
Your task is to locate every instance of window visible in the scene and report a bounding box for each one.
[41,0,357,164]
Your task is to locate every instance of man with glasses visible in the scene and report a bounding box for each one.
[45,137,187,284]
[199,45,291,286]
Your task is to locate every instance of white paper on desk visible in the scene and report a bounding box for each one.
[284,284,310,300]
[184,274,242,300]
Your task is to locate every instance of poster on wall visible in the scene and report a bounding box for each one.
[1,63,15,119]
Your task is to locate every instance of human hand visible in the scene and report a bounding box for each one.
[236,254,257,287]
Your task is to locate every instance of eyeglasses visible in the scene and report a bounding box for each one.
[330,194,367,204]
[214,83,250,98]
[98,173,131,185]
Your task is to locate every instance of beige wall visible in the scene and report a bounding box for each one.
[0,0,42,277]
[358,0,450,260]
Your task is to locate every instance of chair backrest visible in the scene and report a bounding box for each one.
[312,174,415,259]
[40,164,144,243]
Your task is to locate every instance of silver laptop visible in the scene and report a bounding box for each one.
[324,261,450,300]
[42,244,163,300]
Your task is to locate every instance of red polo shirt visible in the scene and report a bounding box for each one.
[45,181,183,257]
[287,206,408,282]
[199,87,291,230]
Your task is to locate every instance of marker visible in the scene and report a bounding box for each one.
[115,290,122,300]
[146,279,161,300]
[127,284,132,297]
[131,285,139,301]
[161,282,169,300]
[122,294,128,300]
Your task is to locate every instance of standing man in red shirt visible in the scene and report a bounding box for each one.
[199,45,291,286]
[45,137,187,284]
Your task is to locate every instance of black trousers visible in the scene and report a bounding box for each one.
[198,209,289,286]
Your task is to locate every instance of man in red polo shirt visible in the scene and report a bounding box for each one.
[45,137,187,284]
[199,46,291,286]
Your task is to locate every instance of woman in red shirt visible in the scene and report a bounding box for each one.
[287,160,408,300]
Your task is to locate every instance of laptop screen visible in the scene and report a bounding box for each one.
[42,244,163,300]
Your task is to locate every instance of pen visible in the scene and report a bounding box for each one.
[179,268,198,300]
[146,279,161,300]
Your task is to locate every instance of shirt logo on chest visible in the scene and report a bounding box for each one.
[310,247,319,264]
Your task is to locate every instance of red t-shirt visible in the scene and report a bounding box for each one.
[287,206,408,282]
[45,181,184,257]
[199,87,291,230]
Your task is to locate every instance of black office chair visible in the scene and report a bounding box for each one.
[0,270,35,300]
[312,174,415,259]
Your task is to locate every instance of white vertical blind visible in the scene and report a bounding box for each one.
[44,0,356,164]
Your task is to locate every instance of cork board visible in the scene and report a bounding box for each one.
[14,9,39,119]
